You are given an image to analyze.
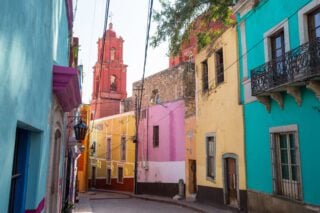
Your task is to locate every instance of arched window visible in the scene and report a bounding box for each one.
[111,48,116,61]
[110,75,117,91]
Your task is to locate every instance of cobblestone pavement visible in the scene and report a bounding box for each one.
[73,191,233,213]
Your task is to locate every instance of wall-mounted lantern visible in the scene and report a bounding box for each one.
[73,120,88,141]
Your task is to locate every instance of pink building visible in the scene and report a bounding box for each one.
[137,100,186,197]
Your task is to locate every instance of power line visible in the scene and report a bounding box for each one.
[90,0,111,133]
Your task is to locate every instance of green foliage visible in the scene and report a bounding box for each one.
[151,0,235,55]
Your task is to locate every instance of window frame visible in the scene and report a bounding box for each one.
[215,48,224,85]
[106,137,112,161]
[106,167,112,185]
[153,125,159,147]
[202,60,209,92]
[270,125,302,201]
[308,7,320,41]
[120,136,126,161]
[117,167,124,184]
[206,133,216,181]
[298,0,320,44]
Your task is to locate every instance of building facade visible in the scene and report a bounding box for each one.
[0,0,81,212]
[91,23,127,119]
[77,104,91,193]
[89,112,136,192]
[234,0,320,212]
[195,26,247,210]
[133,62,195,197]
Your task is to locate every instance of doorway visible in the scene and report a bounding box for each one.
[91,166,96,188]
[223,154,239,208]
[189,160,197,194]
[8,128,30,213]
[48,130,62,213]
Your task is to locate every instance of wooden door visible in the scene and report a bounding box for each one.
[226,158,238,207]
[91,166,96,188]
[189,160,197,194]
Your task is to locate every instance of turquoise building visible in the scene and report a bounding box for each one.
[0,0,81,212]
[234,0,320,212]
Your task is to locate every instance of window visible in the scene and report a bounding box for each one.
[153,126,159,147]
[120,137,126,161]
[215,49,224,85]
[91,141,96,156]
[150,89,160,104]
[111,48,116,61]
[110,75,117,91]
[308,8,320,41]
[118,167,123,183]
[202,60,209,92]
[271,132,301,200]
[206,135,215,179]
[141,109,147,119]
[270,30,286,78]
[106,138,111,160]
[106,168,111,185]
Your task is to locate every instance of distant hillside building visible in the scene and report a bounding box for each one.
[91,23,127,119]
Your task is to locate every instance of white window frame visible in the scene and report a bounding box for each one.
[298,0,320,44]
[269,124,303,200]
[264,19,290,63]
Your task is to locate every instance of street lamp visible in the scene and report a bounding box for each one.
[73,120,88,141]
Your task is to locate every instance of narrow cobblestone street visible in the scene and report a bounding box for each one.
[74,191,233,213]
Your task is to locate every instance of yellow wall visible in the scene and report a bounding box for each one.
[77,104,91,192]
[195,26,246,190]
[89,111,136,180]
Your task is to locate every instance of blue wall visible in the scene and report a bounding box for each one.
[237,0,320,205]
[0,0,69,211]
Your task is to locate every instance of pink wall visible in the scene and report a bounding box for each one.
[138,100,185,162]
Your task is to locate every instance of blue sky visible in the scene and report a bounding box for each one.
[73,0,169,103]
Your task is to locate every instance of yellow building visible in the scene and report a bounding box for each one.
[195,26,246,210]
[88,111,135,192]
[77,104,91,192]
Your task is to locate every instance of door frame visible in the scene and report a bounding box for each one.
[222,153,240,208]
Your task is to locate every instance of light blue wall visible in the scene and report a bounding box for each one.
[0,0,70,211]
[237,0,320,205]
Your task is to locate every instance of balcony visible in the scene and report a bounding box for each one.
[251,38,320,110]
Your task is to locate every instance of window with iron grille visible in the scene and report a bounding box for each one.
[215,49,224,85]
[120,136,126,161]
[206,135,215,179]
[118,167,124,183]
[106,168,111,185]
[202,60,209,92]
[271,132,302,200]
[106,138,111,160]
[153,126,159,147]
[308,7,320,41]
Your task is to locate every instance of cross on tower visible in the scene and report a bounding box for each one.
[109,12,113,23]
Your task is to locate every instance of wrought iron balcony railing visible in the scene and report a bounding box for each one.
[251,38,320,96]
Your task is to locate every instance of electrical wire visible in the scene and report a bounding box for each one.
[90,0,111,133]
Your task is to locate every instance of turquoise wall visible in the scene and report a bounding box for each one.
[237,0,320,205]
[0,0,69,211]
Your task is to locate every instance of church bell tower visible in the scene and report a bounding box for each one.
[91,23,127,119]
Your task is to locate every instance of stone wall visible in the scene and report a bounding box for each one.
[131,62,195,116]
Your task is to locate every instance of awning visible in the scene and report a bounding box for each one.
[52,65,81,112]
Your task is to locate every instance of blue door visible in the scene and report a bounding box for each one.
[8,128,30,213]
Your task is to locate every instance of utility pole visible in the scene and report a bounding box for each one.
[133,86,143,194]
